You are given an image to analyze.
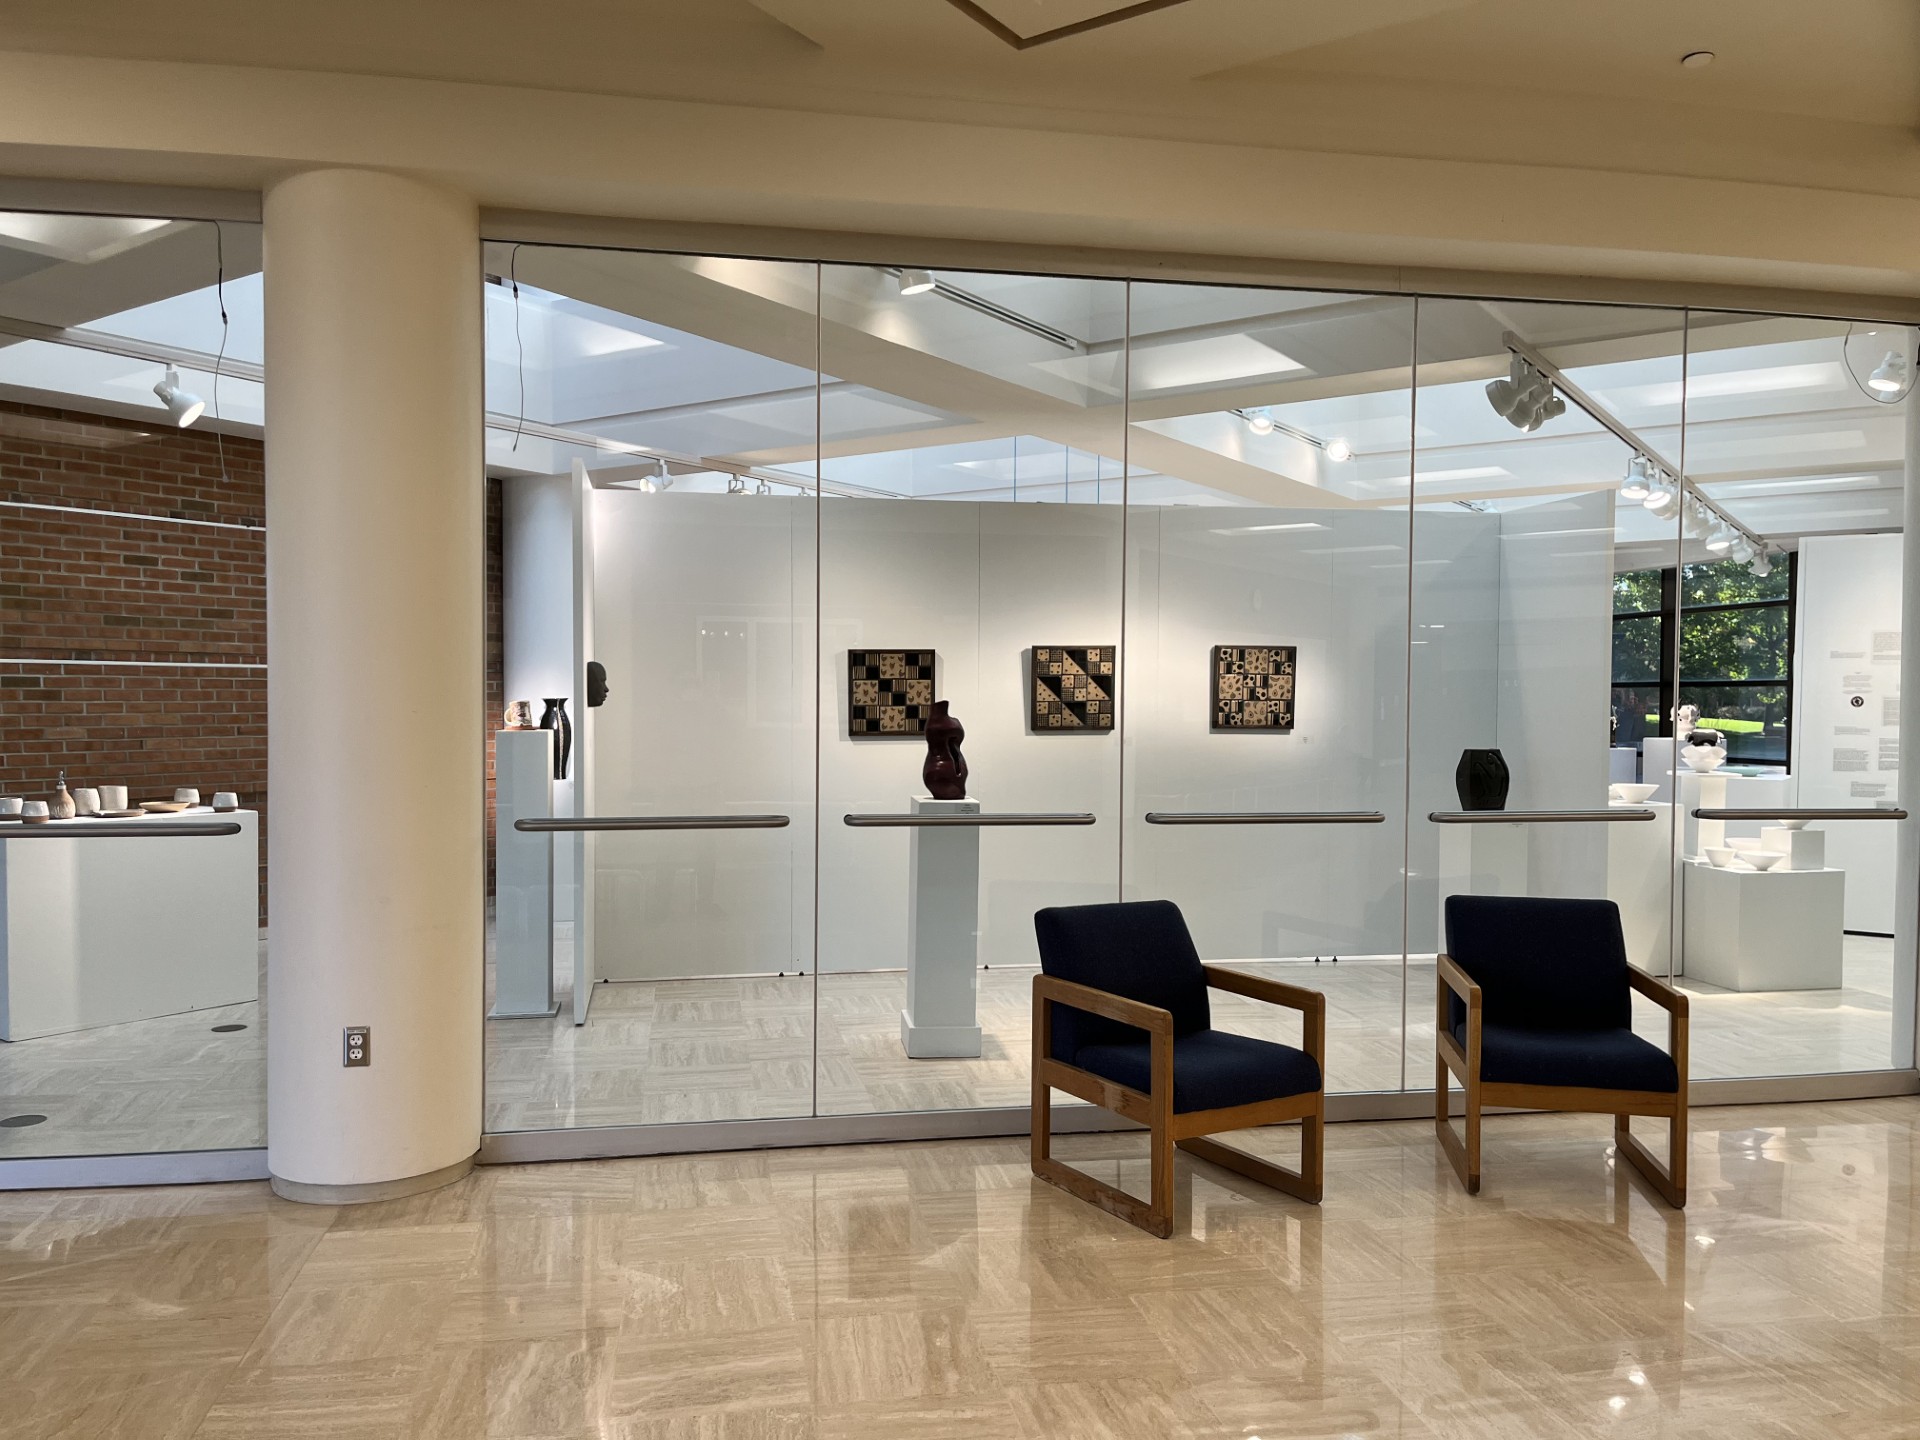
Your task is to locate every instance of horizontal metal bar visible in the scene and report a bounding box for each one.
[842,812,1097,827]
[1144,811,1386,825]
[1692,808,1909,821]
[0,1147,269,1192]
[515,815,790,832]
[1429,809,1657,824]
[0,820,242,838]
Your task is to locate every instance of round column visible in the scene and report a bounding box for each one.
[264,169,483,1201]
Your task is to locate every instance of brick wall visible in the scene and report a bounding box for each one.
[0,400,269,920]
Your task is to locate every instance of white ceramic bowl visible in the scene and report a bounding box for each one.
[20,801,49,823]
[1609,783,1659,805]
[1775,817,1810,831]
[174,788,200,805]
[1743,851,1786,871]
[1727,837,1763,853]
[0,797,20,816]
[1681,746,1728,773]
[1704,846,1734,868]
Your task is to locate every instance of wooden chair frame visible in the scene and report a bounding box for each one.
[1435,954,1689,1207]
[1031,966,1326,1238]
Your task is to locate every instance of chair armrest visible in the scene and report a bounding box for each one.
[1032,974,1175,1037]
[1627,965,1688,1016]
[1203,965,1324,1016]
[1435,953,1481,1011]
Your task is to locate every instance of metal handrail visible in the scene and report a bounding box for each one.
[0,820,242,838]
[1691,808,1909,822]
[843,813,1096,827]
[516,815,790,832]
[1429,809,1656,824]
[1145,811,1386,825]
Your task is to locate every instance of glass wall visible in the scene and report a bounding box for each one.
[0,214,267,1161]
[478,252,1918,1141]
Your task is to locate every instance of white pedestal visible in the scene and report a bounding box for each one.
[1682,860,1844,991]
[1762,826,1826,873]
[1609,747,1640,784]
[902,795,983,1059]
[493,729,558,1018]
[1436,823,1530,946]
[1607,800,1673,970]
[0,811,258,1040]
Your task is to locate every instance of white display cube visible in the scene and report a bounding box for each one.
[1762,826,1826,873]
[493,728,559,1018]
[901,795,983,1058]
[1681,860,1843,991]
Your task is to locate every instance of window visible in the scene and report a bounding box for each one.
[1611,568,1670,748]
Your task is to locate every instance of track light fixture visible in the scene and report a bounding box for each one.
[153,367,205,427]
[1749,549,1772,578]
[727,475,747,495]
[1619,456,1653,501]
[1486,355,1564,432]
[1704,522,1736,553]
[1325,438,1353,462]
[1730,535,1756,565]
[1683,500,1711,539]
[1642,473,1680,517]
[1870,349,1911,395]
[754,478,773,496]
[897,268,937,296]
[1245,407,1275,435]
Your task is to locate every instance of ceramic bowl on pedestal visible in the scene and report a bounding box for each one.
[1743,851,1787,871]
[1681,744,1728,773]
[21,801,49,824]
[1775,817,1810,831]
[1704,847,1735,868]
[1609,783,1658,805]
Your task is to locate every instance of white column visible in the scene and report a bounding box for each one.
[264,169,483,1200]
[1895,396,1920,1069]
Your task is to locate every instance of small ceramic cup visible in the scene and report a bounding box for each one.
[21,801,49,823]
[0,797,21,818]
[98,785,128,812]
[212,792,239,811]
[174,788,200,805]
[72,787,100,816]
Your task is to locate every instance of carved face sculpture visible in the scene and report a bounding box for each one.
[587,661,609,708]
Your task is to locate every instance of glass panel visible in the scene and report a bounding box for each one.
[1121,282,1415,1095]
[813,264,1127,1116]
[481,247,818,1131]
[1411,297,1688,1090]
[0,216,267,1158]
[1678,311,1911,1077]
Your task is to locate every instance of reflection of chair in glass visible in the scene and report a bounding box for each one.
[1436,895,1688,1207]
[1031,900,1326,1239]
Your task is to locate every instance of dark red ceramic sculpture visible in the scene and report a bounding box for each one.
[922,700,968,800]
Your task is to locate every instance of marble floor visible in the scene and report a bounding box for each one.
[0,934,1900,1158]
[4,1097,1919,1438]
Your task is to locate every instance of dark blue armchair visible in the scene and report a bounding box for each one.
[1031,900,1325,1238]
[1437,895,1688,1206]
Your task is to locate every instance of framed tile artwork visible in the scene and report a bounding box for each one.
[1029,645,1116,732]
[847,649,937,736]
[1211,644,1296,732]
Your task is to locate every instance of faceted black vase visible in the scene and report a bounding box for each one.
[539,697,572,780]
[1454,748,1509,811]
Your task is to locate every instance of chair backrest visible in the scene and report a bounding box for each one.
[1443,894,1631,1032]
[1033,900,1211,1062]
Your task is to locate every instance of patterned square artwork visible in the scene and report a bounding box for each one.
[1211,644,1297,732]
[1030,645,1116,732]
[847,649,937,736]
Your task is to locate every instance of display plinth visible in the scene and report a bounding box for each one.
[1609,746,1639,784]
[902,795,983,1059]
[1436,822,1530,943]
[493,729,559,1018]
[1606,800,1673,970]
[1762,825,1826,872]
[1681,860,1844,991]
[0,810,258,1040]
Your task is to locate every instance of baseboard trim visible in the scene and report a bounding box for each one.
[270,1153,477,1205]
[0,1147,268,1191]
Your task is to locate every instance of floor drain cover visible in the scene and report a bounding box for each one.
[0,1114,48,1128]
[211,1023,247,1033]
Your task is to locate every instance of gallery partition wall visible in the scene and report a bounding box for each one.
[478,243,1920,1159]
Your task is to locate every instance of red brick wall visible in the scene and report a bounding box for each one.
[0,401,268,920]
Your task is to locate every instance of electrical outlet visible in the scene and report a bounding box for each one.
[343,1026,370,1067]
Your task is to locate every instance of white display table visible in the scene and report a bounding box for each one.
[0,810,258,1040]
[1606,801,1673,970]
[1681,859,1844,991]
[493,729,558,1018]
[901,795,983,1059]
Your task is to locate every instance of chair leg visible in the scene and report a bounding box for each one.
[1615,1111,1687,1209]
[1031,1115,1176,1239]
[1435,1057,1481,1196]
[1179,1103,1323,1205]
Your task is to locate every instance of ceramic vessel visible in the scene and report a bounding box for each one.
[0,797,21,820]
[72,787,100,816]
[98,786,128,812]
[49,773,76,821]
[212,792,239,811]
[21,801,49,824]
[504,700,536,730]
[1776,817,1810,831]
[922,700,968,800]
[1454,749,1510,811]
[539,698,572,780]
[1743,851,1786,871]
[1609,783,1658,805]
[1681,743,1727,773]
[1704,846,1734,868]
[174,788,200,805]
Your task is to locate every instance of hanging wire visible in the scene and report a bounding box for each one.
[510,243,526,452]
[1841,321,1916,406]
[211,221,230,487]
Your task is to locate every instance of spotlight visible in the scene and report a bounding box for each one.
[1705,522,1735,553]
[1245,408,1275,435]
[1643,475,1679,516]
[727,475,747,495]
[1750,549,1772,578]
[153,367,205,427]
[1730,535,1756,564]
[1869,349,1910,395]
[1485,355,1529,420]
[1620,456,1653,501]
[1683,501,1711,539]
[896,268,937,296]
[754,478,773,496]
[1325,438,1353,462]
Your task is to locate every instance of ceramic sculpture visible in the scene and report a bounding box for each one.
[49,771,76,820]
[504,700,536,730]
[922,700,968,800]
[539,698,572,780]
[1454,749,1510,811]
[1681,728,1727,773]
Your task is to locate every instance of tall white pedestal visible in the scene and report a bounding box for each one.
[902,795,983,1059]
[1606,800,1673,970]
[0,811,258,1040]
[493,729,558,1018]
[1436,823,1530,946]
[1682,860,1844,991]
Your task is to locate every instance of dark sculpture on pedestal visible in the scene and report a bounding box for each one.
[1455,748,1510,811]
[922,700,968,800]
[539,697,572,780]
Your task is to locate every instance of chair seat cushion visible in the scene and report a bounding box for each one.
[1071,1029,1322,1114]
[1453,1021,1679,1093]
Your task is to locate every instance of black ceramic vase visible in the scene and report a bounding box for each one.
[1454,748,1509,811]
[539,697,572,780]
[922,700,968,800]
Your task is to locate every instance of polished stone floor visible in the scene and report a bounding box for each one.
[0,934,1900,1156]
[4,1098,1918,1437]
